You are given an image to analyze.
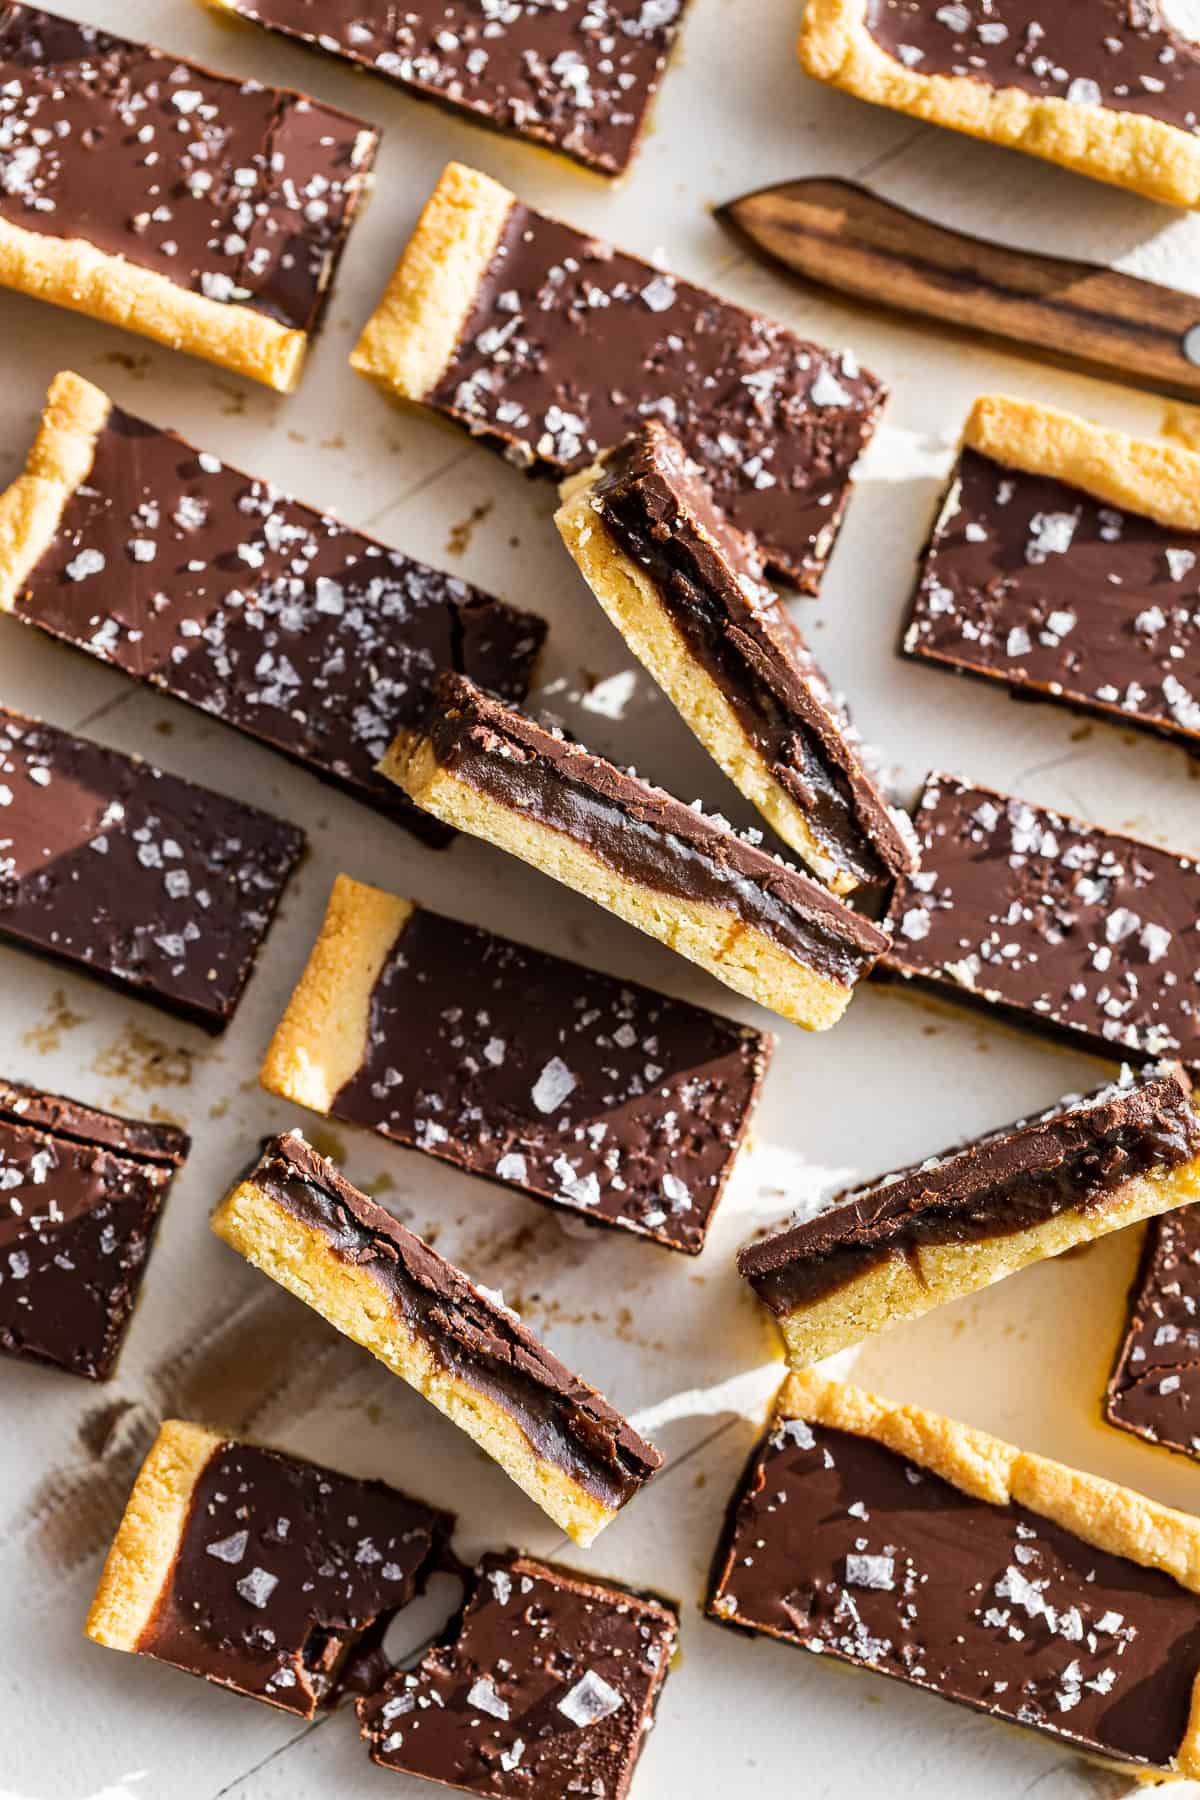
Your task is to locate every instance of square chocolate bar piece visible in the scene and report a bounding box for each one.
[709,1371,1200,1778]
[204,0,690,176]
[87,1419,453,1714]
[1107,1202,1200,1462]
[904,396,1200,751]
[882,772,1200,1069]
[0,3,377,389]
[0,373,546,843]
[0,1080,188,1379]
[0,704,305,1031]
[261,875,771,1255]
[353,162,885,591]
[359,1551,677,1798]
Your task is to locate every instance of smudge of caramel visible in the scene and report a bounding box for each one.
[444,498,494,558]
[92,1027,195,1091]
[21,989,87,1054]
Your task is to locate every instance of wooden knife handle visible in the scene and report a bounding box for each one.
[717,177,1200,404]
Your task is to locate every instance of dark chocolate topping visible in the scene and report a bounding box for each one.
[866,0,1200,134]
[140,1435,452,1715]
[1107,1202,1200,1459]
[882,772,1200,1069]
[218,0,687,177]
[709,1416,1200,1770]
[426,199,885,589]
[419,673,889,989]
[0,705,304,1031]
[359,1551,678,1798]
[590,422,915,886]
[18,401,545,841]
[254,1134,663,1511]
[904,445,1200,747]
[332,902,770,1255]
[740,1063,1199,1315]
[0,3,376,334]
[0,1084,186,1379]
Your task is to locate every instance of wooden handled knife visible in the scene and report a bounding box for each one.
[716,177,1200,404]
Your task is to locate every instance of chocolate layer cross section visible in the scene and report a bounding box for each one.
[740,1062,1200,1367]
[212,1133,663,1546]
[0,3,377,389]
[708,1371,1200,1778]
[0,1080,188,1379]
[882,772,1200,1069]
[87,1419,454,1714]
[904,397,1200,751]
[0,372,546,843]
[353,161,885,590]
[0,704,304,1030]
[382,672,890,1030]
[261,874,772,1255]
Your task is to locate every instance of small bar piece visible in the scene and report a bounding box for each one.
[203,0,690,178]
[557,421,916,893]
[359,1551,678,1798]
[882,772,1200,1069]
[799,1,1200,208]
[0,1080,188,1379]
[212,1133,663,1546]
[0,704,304,1031]
[0,4,377,390]
[709,1370,1200,1779]
[1106,1204,1200,1461]
[0,372,546,842]
[904,397,1200,750]
[261,875,771,1255]
[382,673,890,1031]
[739,1063,1200,1368]
[352,162,886,591]
[86,1419,453,1713]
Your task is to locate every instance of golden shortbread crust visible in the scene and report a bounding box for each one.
[0,370,109,612]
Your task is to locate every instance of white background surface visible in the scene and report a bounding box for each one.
[2,4,1200,1797]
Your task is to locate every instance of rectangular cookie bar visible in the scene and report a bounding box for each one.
[261,874,771,1256]
[86,1418,453,1713]
[203,0,689,177]
[1106,1203,1200,1462]
[557,421,916,893]
[799,1,1200,209]
[351,161,886,591]
[212,1133,663,1547]
[739,1062,1200,1368]
[381,672,890,1031]
[708,1370,1200,1779]
[0,4,377,391]
[0,372,546,843]
[0,704,304,1032]
[904,396,1200,750]
[882,771,1200,1069]
[0,1080,188,1379]
[359,1551,678,1797]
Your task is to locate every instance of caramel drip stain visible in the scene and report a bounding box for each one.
[92,1026,196,1091]
[444,498,494,558]
[21,989,88,1054]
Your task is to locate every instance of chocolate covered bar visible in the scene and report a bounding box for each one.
[882,772,1200,1069]
[0,4,377,390]
[86,1419,453,1713]
[1106,1204,1200,1461]
[0,373,546,842]
[740,1062,1200,1368]
[0,704,304,1031]
[800,1,1200,208]
[204,0,689,177]
[557,422,916,893]
[261,874,771,1255]
[0,1081,188,1379]
[359,1551,677,1797]
[904,396,1200,750]
[352,162,885,591]
[382,673,890,1030]
[212,1134,663,1546]
[709,1370,1200,1779]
